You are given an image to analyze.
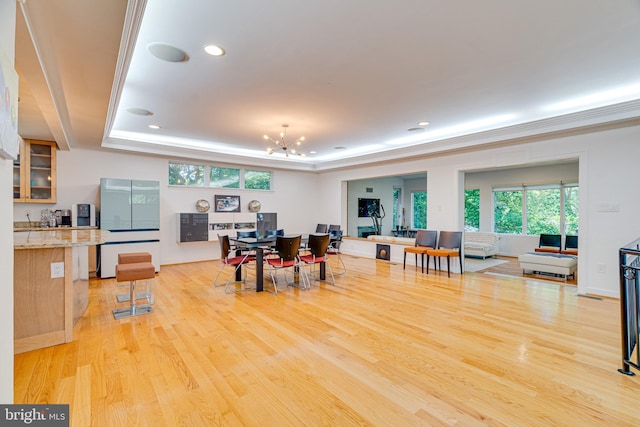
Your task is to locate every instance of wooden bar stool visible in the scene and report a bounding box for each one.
[113,261,155,319]
[116,252,154,304]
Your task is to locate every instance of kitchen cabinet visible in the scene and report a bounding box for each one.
[13,229,109,353]
[177,212,279,242]
[100,178,160,230]
[13,139,57,203]
[177,213,209,242]
[209,212,257,241]
[98,178,160,278]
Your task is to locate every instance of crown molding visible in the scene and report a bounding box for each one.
[102,0,147,143]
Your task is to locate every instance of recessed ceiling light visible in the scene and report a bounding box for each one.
[204,44,225,56]
[418,121,430,126]
[148,124,160,129]
[147,42,188,62]
[126,108,153,116]
[334,146,347,150]
[309,151,317,154]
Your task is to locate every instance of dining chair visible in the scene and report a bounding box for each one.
[327,229,346,274]
[266,235,309,293]
[315,224,328,233]
[213,234,255,293]
[234,230,259,256]
[328,224,341,231]
[426,231,463,277]
[256,229,283,257]
[403,230,437,273]
[299,233,335,285]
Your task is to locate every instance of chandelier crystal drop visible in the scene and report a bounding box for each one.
[263,124,306,158]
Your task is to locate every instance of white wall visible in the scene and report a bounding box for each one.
[10,120,640,299]
[347,176,404,236]
[0,0,16,403]
[346,175,428,236]
[318,124,640,298]
[13,148,322,265]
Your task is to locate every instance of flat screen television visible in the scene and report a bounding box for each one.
[358,198,380,217]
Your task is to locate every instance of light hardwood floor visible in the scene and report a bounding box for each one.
[14,254,640,426]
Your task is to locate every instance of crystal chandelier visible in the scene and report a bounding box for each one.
[263,124,306,157]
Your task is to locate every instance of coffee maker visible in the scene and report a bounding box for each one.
[59,209,72,227]
[72,204,96,227]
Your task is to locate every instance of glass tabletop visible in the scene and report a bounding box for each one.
[231,236,277,247]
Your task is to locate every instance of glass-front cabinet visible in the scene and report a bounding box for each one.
[13,139,57,203]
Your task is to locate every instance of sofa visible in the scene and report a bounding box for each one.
[464,232,499,259]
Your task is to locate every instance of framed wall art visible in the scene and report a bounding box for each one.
[214,195,241,213]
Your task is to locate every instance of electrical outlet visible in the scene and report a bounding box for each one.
[597,263,606,274]
[25,209,31,218]
[51,262,64,278]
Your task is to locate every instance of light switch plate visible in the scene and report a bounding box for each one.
[596,202,620,212]
[51,262,64,278]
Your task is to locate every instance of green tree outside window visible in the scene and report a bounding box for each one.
[169,162,205,186]
[494,190,522,234]
[244,170,271,190]
[464,189,480,231]
[412,191,427,229]
[392,188,400,229]
[527,188,560,235]
[564,186,579,235]
[210,167,240,188]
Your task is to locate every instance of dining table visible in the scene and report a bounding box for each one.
[231,236,276,292]
[231,235,326,292]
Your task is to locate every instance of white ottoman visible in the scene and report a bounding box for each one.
[518,252,577,280]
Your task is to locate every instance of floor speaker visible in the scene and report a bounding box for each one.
[376,244,390,261]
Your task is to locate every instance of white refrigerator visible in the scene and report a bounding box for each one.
[98,178,160,278]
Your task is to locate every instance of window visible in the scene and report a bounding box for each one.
[494,189,522,234]
[244,169,271,190]
[464,189,480,231]
[493,183,578,235]
[168,162,205,187]
[209,167,240,188]
[526,187,560,235]
[392,188,401,229]
[169,162,272,190]
[564,186,579,235]
[412,191,427,229]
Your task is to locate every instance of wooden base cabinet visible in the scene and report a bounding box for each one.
[14,246,88,353]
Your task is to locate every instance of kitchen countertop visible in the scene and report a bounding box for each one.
[13,223,99,232]
[14,229,110,249]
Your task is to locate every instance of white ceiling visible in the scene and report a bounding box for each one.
[15,0,640,172]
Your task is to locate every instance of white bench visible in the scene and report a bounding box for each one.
[464,232,499,259]
[518,252,577,280]
[366,235,416,246]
